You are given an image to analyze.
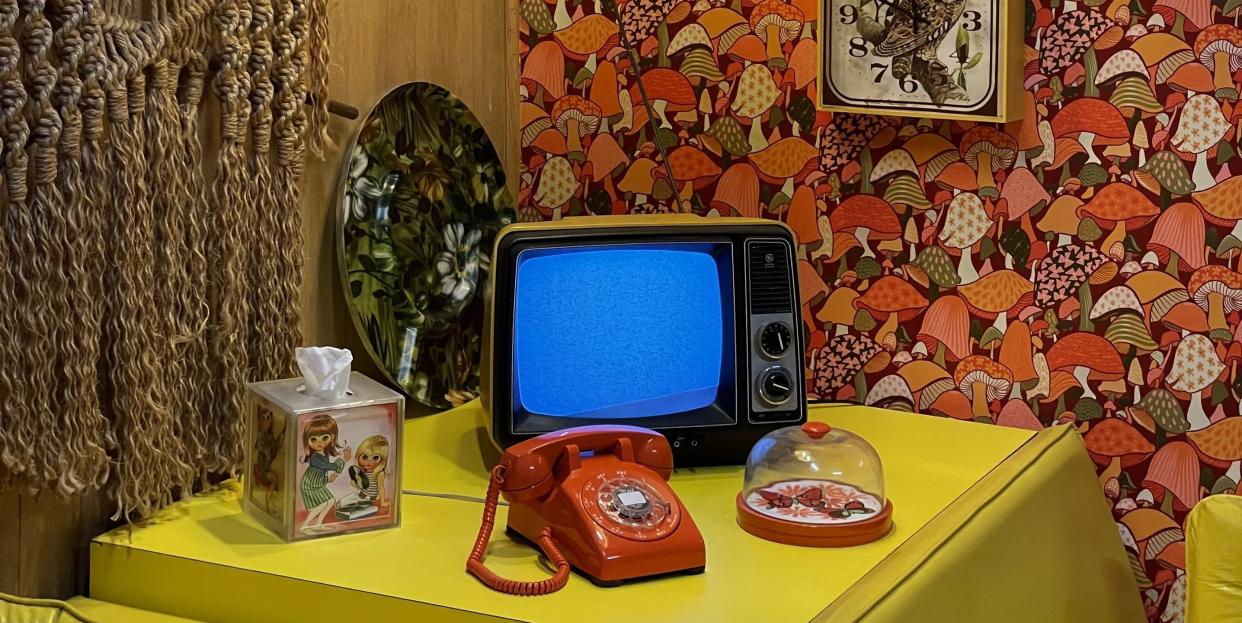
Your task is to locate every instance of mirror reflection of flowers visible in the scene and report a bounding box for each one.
[346,145,382,220]
[413,146,451,203]
[436,223,483,313]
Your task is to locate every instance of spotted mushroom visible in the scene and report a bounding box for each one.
[1077,182,1159,260]
[1040,11,1115,92]
[534,156,579,219]
[1137,151,1195,208]
[1194,24,1242,100]
[1034,243,1108,325]
[551,95,602,161]
[864,374,915,411]
[1171,94,1230,190]
[1165,333,1225,429]
[1186,417,1242,492]
[938,192,990,283]
[1188,265,1242,340]
[749,0,804,69]
[954,356,1014,419]
[731,64,780,148]
[813,333,881,398]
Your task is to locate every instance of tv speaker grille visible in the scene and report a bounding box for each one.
[748,242,792,314]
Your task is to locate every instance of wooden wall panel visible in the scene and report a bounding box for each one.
[0,0,517,598]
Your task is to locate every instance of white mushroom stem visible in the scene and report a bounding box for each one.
[553,0,571,28]
[781,177,794,201]
[1078,132,1101,165]
[748,119,768,150]
[855,227,876,258]
[1133,384,1142,406]
[1138,149,1146,167]
[653,99,672,129]
[585,53,598,74]
[1187,390,1210,430]
[1191,151,1215,191]
[990,311,1008,338]
[1228,460,1241,484]
[1057,233,1073,247]
[1015,149,1027,168]
[1073,365,1095,399]
[1063,0,1078,11]
[957,247,979,283]
[835,323,850,337]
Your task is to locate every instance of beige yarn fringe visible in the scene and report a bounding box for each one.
[0,0,327,520]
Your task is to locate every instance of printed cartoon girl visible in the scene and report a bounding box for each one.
[299,414,351,534]
[349,435,391,509]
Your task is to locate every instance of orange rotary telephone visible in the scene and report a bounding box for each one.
[467,425,706,594]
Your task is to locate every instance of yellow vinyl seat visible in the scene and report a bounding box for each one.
[0,593,199,623]
[1186,494,1242,623]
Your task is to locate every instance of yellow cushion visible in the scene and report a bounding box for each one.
[1186,494,1242,623]
[0,593,199,623]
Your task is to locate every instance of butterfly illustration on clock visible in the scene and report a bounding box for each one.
[818,0,1021,121]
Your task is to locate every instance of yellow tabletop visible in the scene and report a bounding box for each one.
[91,402,1143,623]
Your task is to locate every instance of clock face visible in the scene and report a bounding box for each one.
[820,0,1001,116]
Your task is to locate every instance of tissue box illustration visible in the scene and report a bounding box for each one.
[244,371,404,541]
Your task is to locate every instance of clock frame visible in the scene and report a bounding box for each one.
[816,0,1024,122]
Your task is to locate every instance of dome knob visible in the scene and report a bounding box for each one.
[801,422,831,439]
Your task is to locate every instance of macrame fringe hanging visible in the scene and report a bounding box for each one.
[0,0,328,520]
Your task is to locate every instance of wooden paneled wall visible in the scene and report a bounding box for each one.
[0,0,517,598]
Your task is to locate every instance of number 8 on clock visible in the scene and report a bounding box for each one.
[817,0,1023,121]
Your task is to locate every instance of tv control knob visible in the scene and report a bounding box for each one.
[760,322,793,358]
[759,367,794,406]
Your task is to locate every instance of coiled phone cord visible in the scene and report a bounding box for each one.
[466,465,571,595]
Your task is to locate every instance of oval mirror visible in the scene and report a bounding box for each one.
[338,82,515,409]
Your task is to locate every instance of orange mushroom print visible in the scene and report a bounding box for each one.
[517,0,1242,617]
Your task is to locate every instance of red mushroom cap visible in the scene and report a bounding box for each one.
[829,195,901,238]
[1046,332,1125,378]
[1050,98,1129,143]
[853,275,930,321]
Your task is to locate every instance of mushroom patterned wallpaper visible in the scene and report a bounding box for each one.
[515,0,1242,619]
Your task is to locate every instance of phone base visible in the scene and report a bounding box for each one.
[505,527,705,587]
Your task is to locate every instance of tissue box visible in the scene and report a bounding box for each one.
[244,372,404,541]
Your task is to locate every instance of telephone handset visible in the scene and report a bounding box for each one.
[467,425,706,594]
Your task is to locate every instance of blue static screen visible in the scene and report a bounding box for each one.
[513,244,726,419]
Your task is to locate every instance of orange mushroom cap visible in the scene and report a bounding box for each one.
[999,321,1039,383]
[830,195,901,238]
[749,137,818,183]
[629,69,696,110]
[1192,175,1242,225]
[928,389,975,420]
[589,61,623,118]
[798,259,830,307]
[934,161,980,191]
[1078,182,1160,228]
[1143,440,1202,510]
[953,355,1014,401]
[727,34,769,63]
[998,167,1051,220]
[1161,301,1210,332]
[552,14,618,59]
[658,145,722,188]
[1050,98,1129,143]
[853,275,929,321]
[584,134,630,182]
[917,295,972,360]
[1165,61,1215,93]
[958,270,1035,319]
[1147,202,1207,269]
[1187,264,1242,306]
[713,163,760,217]
[1046,332,1125,377]
[750,0,805,42]
[787,185,819,246]
[960,126,1019,171]
[1186,416,1242,461]
[1083,418,1155,466]
[522,41,567,100]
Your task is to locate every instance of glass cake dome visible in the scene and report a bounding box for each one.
[736,422,893,547]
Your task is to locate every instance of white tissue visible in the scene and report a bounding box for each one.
[295,346,354,400]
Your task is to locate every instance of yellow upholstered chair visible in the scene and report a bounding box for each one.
[1186,494,1242,623]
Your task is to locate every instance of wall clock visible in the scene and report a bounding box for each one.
[818,0,1023,121]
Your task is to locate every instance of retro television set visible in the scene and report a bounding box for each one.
[481,215,806,466]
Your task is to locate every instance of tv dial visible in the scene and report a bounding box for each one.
[759,367,794,406]
[759,322,792,358]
